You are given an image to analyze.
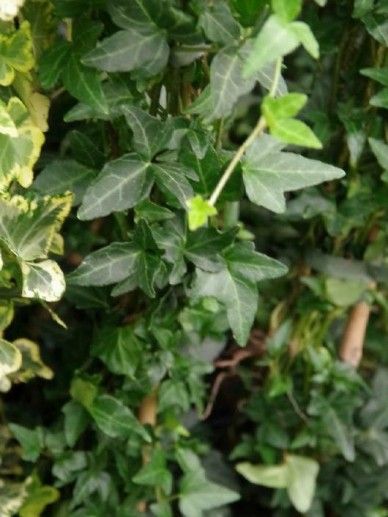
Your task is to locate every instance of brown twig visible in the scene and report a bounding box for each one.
[137,390,158,512]
[339,301,371,368]
[201,329,266,420]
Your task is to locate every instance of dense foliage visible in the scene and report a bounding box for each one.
[0,0,388,515]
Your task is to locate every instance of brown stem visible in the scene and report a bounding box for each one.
[137,390,158,513]
[339,301,371,368]
[138,390,158,427]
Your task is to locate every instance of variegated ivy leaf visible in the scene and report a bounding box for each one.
[0,97,45,190]
[0,193,72,261]
[0,338,22,380]
[0,21,34,86]
[20,260,66,302]
[192,242,287,345]
[12,338,53,383]
[242,135,345,213]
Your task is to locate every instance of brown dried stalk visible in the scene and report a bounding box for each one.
[339,301,371,368]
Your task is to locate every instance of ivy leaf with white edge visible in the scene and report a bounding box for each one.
[20,260,66,302]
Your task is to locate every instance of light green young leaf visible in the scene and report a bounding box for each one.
[78,155,153,220]
[272,0,302,22]
[19,478,59,517]
[67,243,140,286]
[187,195,217,231]
[270,118,322,149]
[243,147,344,213]
[262,93,307,122]
[82,26,169,77]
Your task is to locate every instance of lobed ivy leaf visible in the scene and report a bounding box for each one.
[88,394,151,442]
[242,136,344,213]
[193,243,287,345]
[123,107,173,161]
[199,2,241,45]
[0,194,72,261]
[67,243,140,286]
[20,260,66,302]
[78,155,153,220]
[34,160,98,206]
[82,26,169,78]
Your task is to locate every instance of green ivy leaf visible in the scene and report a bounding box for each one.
[193,243,286,345]
[78,155,153,220]
[82,26,169,78]
[123,107,173,161]
[199,2,241,45]
[34,160,98,206]
[62,53,108,114]
[9,424,44,462]
[133,449,173,495]
[242,136,344,213]
[269,118,322,149]
[92,326,142,376]
[243,15,299,76]
[89,394,151,442]
[179,470,239,516]
[67,243,140,286]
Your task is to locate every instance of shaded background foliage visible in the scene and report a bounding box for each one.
[0,0,388,515]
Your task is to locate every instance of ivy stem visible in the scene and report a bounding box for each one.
[208,58,282,207]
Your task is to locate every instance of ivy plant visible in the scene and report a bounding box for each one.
[0,0,388,516]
